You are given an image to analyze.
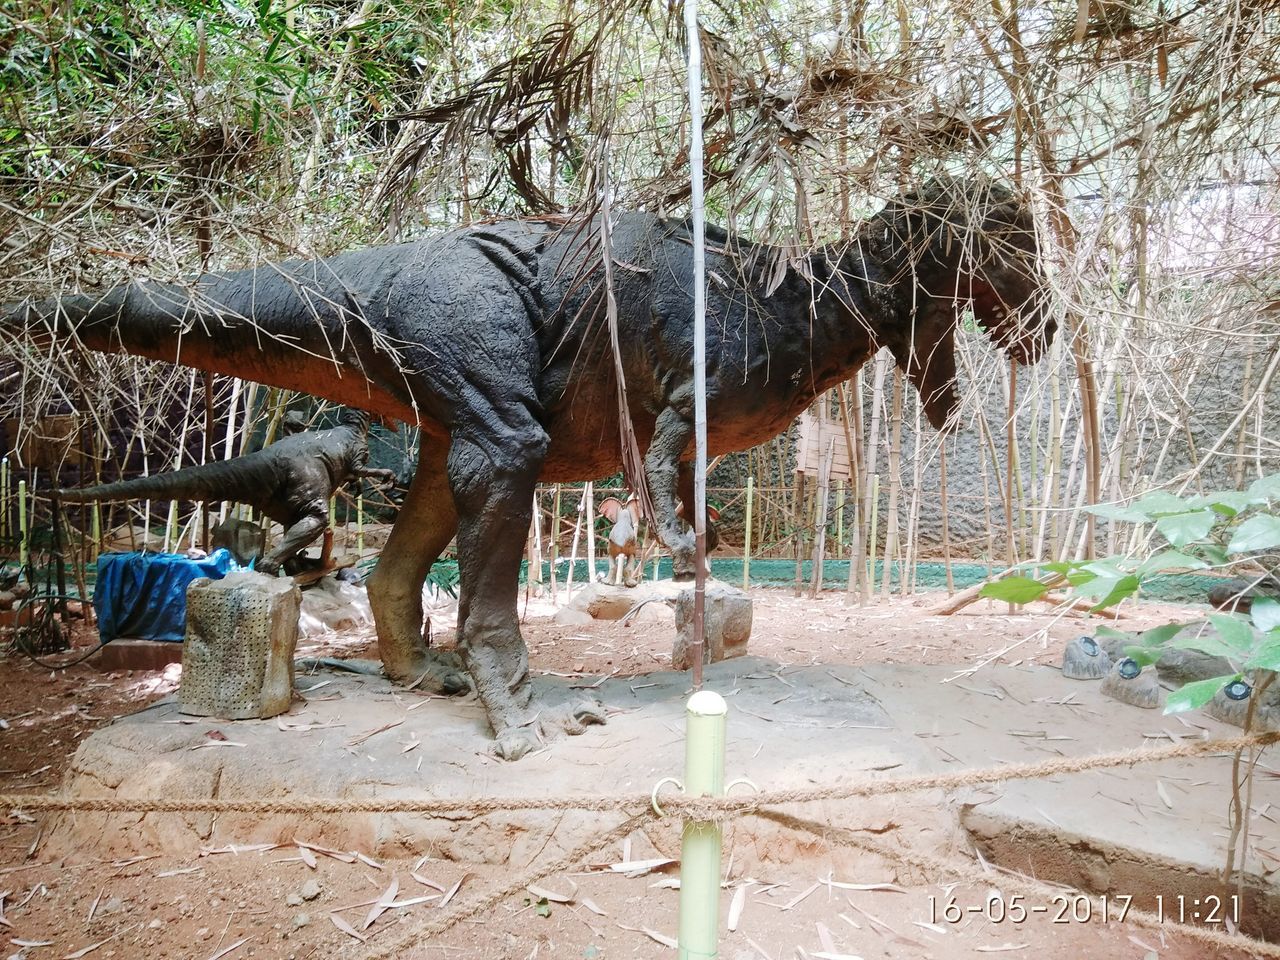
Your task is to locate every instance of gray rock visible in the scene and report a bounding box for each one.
[299,879,322,902]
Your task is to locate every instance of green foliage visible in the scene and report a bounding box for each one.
[1165,675,1241,715]
[979,575,1049,604]
[1057,473,1280,718]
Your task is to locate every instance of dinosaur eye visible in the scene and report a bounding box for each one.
[1078,636,1099,656]
[1117,658,1141,680]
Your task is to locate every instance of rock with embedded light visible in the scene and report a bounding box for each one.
[1205,677,1280,732]
[1061,635,1110,680]
[1100,657,1161,709]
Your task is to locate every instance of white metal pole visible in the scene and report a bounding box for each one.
[685,0,708,688]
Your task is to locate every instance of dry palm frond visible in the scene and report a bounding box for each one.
[379,20,601,223]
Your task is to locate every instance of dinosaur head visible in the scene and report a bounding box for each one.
[869,177,1056,430]
[338,407,398,433]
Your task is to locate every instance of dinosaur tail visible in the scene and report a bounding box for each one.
[3,246,417,421]
[57,457,263,507]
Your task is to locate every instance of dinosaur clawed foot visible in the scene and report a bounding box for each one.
[386,649,471,696]
[492,696,608,761]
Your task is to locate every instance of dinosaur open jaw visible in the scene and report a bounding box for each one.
[971,282,1054,365]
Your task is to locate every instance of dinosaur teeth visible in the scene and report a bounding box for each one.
[1100,657,1161,709]
[1062,634,1110,680]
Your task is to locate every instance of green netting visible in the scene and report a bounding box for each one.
[512,558,1223,605]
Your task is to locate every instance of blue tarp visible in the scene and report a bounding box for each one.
[95,550,237,643]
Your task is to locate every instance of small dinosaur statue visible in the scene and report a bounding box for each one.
[56,409,394,576]
[6,177,1055,758]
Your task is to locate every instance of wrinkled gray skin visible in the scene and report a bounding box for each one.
[5,179,1055,759]
[57,409,396,578]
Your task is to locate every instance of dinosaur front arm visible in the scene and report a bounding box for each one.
[353,466,397,485]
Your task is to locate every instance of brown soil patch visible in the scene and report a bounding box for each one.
[0,586,1259,959]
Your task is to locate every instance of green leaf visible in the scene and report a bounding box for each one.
[1136,550,1208,577]
[1208,614,1256,653]
[1193,543,1231,566]
[1136,623,1188,648]
[1246,473,1280,504]
[1066,569,1100,588]
[1095,625,1137,643]
[1124,646,1163,668]
[1226,515,1280,554]
[1080,574,1140,610]
[1164,675,1240,715]
[535,899,552,918]
[1087,502,1150,522]
[1040,561,1086,576]
[1134,490,1198,516]
[1253,598,1280,633]
[979,576,1049,604]
[1154,510,1217,548]
[1081,559,1128,580]
[1244,636,1280,671]
[1195,490,1254,517]
[1165,616,1254,660]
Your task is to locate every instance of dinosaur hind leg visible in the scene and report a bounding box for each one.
[366,443,468,695]
[258,507,326,575]
[448,419,605,761]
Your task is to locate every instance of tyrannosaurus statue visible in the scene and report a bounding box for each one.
[56,408,395,576]
[5,178,1055,758]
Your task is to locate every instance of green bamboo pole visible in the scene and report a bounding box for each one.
[0,456,9,539]
[867,474,879,589]
[835,478,844,549]
[18,479,28,569]
[677,690,726,960]
[742,475,754,590]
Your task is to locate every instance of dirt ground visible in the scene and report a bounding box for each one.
[0,583,1266,960]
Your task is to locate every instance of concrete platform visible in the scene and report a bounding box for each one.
[49,657,1280,934]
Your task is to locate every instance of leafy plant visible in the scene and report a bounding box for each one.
[980,471,1280,715]
[981,472,1280,892]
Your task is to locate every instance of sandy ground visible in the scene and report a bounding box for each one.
[0,583,1263,960]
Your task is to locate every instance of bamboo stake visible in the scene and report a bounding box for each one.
[792,469,806,598]
[810,438,834,598]
[742,475,753,590]
[584,481,596,583]
[902,395,924,596]
[17,478,27,570]
[563,489,585,601]
[529,492,543,586]
[0,456,8,539]
[940,440,954,595]
[549,484,561,600]
[1005,358,1017,611]
[879,369,903,598]
[843,376,868,604]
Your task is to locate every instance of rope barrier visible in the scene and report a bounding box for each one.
[355,813,647,960]
[2,731,1273,819]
